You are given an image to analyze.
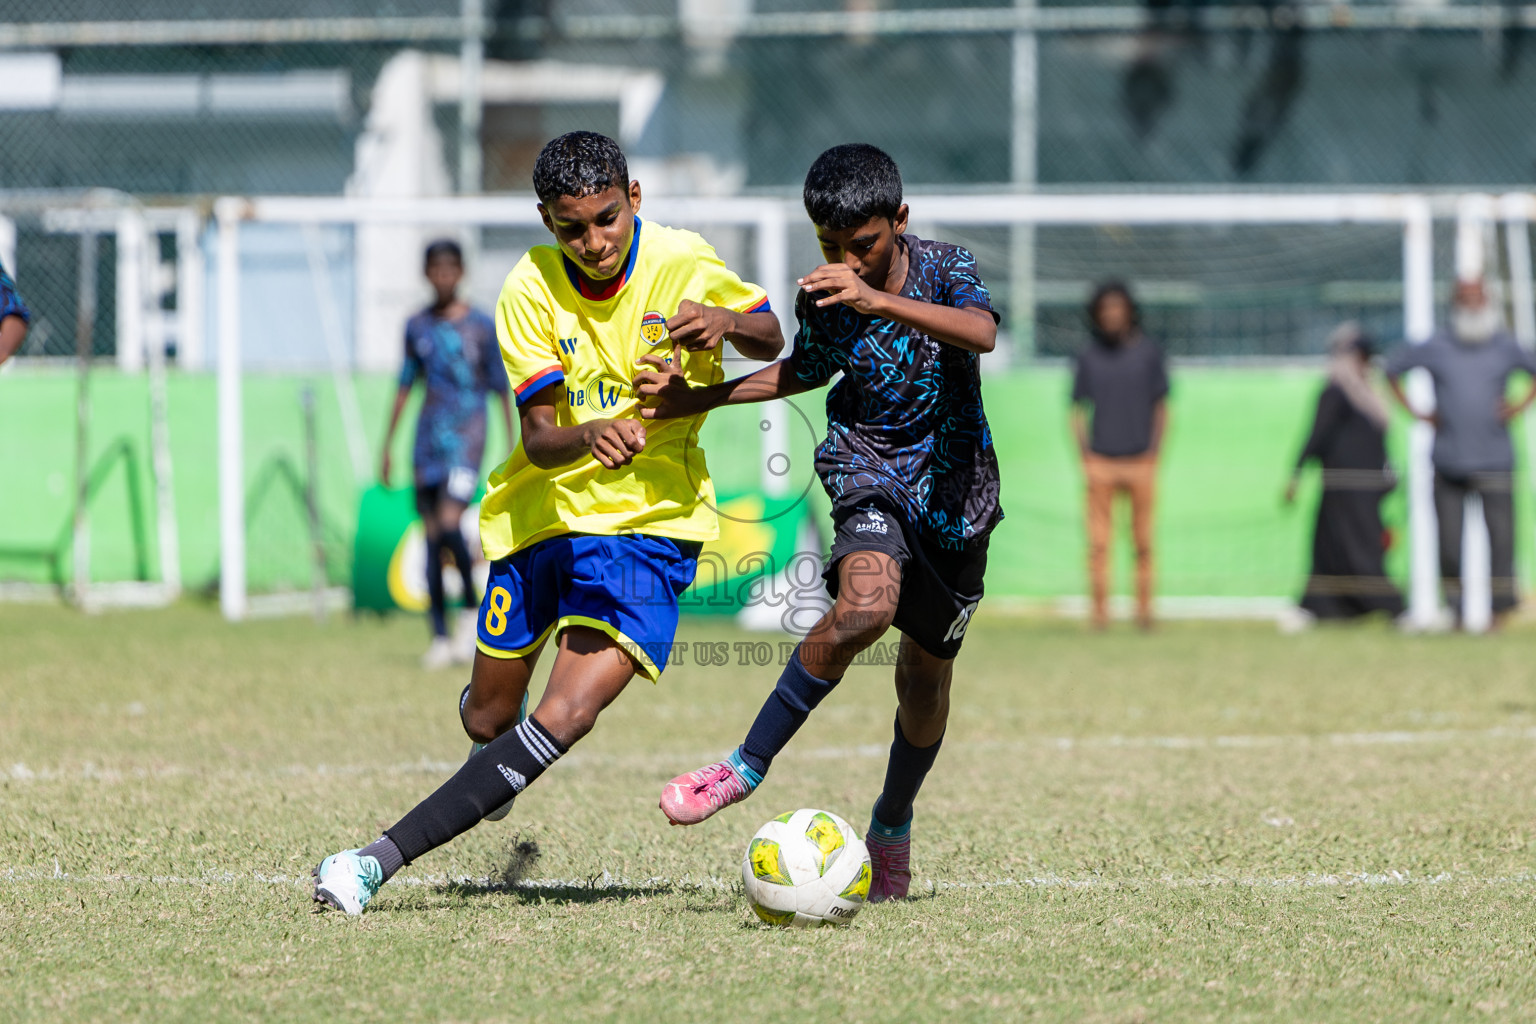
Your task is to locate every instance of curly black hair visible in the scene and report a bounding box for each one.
[1086,280,1141,330]
[423,238,462,267]
[803,143,903,231]
[532,131,630,206]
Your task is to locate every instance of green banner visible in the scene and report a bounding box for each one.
[352,483,808,615]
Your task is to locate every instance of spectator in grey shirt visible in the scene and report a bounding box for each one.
[1385,278,1536,626]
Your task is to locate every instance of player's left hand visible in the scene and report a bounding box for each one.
[666,299,733,352]
[798,263,883,315]
[634,349,705,420]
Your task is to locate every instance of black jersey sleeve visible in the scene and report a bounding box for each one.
[787,288,848,386]
[931,245,999,322]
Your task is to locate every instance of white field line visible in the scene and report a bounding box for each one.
[2,866,1534,895]
[9,724,1536,786]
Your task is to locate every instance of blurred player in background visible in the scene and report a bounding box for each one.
[380,240,513,669]
[313,131,782,914]
[1386,277,1536,630]
[1070,282,1169,631]
[1282,322,1403,630]
[642,143,1002,903]
[0,257,31,365]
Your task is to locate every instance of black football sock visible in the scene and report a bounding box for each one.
[385,716,566,863]
[358,835,405,881]
[425,534,448,637]
[870,714,944,838]
[440,529,479,607]
[738,646,841,777]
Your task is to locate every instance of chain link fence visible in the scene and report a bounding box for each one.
[4,2,1536,360]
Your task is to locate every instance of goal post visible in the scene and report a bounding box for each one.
[0,191,188,610]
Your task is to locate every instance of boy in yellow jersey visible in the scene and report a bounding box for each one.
[313,131,782,914]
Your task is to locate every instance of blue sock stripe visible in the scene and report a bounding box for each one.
[867,811,911,843]
[728,747,764,789]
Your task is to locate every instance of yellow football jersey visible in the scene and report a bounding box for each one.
[480,218,770,560]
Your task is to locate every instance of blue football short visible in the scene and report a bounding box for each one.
[475,533,703,681]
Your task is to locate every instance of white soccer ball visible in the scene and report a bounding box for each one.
[741,808,871,928]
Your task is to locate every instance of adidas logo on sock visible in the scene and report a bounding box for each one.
[496,764,527,792]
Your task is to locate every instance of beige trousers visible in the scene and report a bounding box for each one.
[1083,453,1159,625]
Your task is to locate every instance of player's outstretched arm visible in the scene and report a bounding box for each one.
[520,386,645,470]
[634,356,812,421]
[798,264,997,354]
[665,300,783,361]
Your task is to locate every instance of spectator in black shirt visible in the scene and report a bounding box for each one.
[1282,323,1404,629]
[1071,282,1170,630]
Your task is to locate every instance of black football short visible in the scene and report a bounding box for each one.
[414,466,478,518]
[822,490,988,660]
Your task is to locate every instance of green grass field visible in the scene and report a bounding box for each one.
[5,603,1536,1022]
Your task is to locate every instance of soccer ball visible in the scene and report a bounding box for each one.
[742,808,871,928]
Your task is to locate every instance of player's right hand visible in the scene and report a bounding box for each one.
[634,351,705,421]
[585,418,646,469]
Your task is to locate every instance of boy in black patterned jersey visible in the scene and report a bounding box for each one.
[637,143,1003,902]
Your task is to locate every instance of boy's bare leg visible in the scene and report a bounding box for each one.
[660,550,902,825]
[794,549,904,677]
[462,644,546,744]
[866,636,954,902]
[893,636,952,748]
[531,626,639,747]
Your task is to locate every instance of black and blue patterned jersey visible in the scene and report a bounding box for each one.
[788,235,1003,551]
[0,259,30,325]
[401,306,508,488]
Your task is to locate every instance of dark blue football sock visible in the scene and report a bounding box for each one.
[425,534,448,637]
[440,529,479,607]
[738,647,841,778]
[871,714,944,836]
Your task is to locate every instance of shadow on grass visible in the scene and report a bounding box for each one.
[429,833,739,907]
[436,877,704,905]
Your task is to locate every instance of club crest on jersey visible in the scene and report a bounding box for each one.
[640,310,668,346]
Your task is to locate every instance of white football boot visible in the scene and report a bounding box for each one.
[312,849,383,915]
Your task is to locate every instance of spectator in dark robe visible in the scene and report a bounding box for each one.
[1282,323,1405,629]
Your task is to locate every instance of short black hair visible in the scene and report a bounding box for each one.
[1086,280,1140,328]
[803,143,903,230]
[532,131,630,206]
[424,238,462,267]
